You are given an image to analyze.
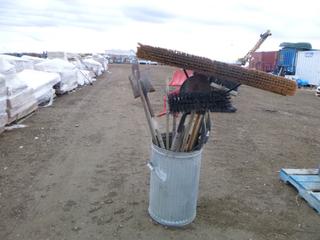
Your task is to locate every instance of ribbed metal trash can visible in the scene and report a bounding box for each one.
[148,143,203,227]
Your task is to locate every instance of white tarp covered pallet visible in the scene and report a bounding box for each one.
[0,58,16,75]
[0,58,15,131]
[69,58,96,85]
[0,54,108,134]
[35,59,79,94]
[18,69,61,106]
[21,55,46,65]
[0,57,38,124]
[92,54,108,72]
[77,69,96,85]
[0,74,7,133]
[0,54,34,72]
[6,74,38,124]
[82,58,103,76]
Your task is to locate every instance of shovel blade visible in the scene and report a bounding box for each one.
[129,63,155,98]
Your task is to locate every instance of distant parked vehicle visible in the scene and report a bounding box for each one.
[138,59,158,65]
[316,86,320,97]
[138,59,148,64]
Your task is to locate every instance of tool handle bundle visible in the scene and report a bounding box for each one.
[129,63,214,152]
[167,73,230,152]
[170,112,210,152]
[137,43,297,96]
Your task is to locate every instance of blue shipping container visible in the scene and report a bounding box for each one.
[277,48,297,74]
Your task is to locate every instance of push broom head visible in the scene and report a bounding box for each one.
[168,75,235,113]
[168,91,233,113]
[137,43,297,96]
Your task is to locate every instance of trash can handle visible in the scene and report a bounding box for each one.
[147,162,167,182]
[147,162,154,171]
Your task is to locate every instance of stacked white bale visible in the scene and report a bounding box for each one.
[6,78,38,123]
[77,69,96,85]
[0,58,38,124]
[0,59,15,129]
[17,70,61,106]
[21,55,46,65]
[82,58,103,76]
[34,59,79,94]
[92,54,108,72]
[0,54,34,72]
[69,58,96,85]
[0,74,7,133]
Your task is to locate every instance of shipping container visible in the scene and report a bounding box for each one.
[249,51,277,72]
[295,50,320,86]
[276,48,298,75]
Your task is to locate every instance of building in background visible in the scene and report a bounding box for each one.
[105,50,136,64]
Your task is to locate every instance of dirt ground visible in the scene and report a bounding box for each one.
[0,64,319,240]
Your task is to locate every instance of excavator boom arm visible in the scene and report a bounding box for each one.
[237,30,272,65]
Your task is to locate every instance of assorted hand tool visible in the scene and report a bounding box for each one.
[128,43,300,227]
[130,43,297,152]
[129,63,232,152]
[167,72,230,152]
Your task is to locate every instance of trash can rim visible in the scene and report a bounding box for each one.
[151,142,202,158]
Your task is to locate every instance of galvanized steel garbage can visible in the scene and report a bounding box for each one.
[148,143,203,227]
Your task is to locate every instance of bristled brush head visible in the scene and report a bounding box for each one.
[168,90,233,113]
[168,74,235,113]
[137,43,297,96]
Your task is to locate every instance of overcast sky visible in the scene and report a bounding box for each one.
[0,0,319,62]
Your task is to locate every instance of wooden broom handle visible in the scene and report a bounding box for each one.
[187,113,203,151]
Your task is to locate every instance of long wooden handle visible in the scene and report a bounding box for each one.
[165,78,170,149]
[137,80,158,146]
[155,127,165,149]
[171,113,187,151]
[144,92,155,117]
[170,128,184,151]
[187,113,203,151]
[140,80,165,149]
[172,114,177,139]
[181,112,195,152]
[143,91,165,149]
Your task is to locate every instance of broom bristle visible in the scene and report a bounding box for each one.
[168,91,233,113]
[137,43,297,96]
